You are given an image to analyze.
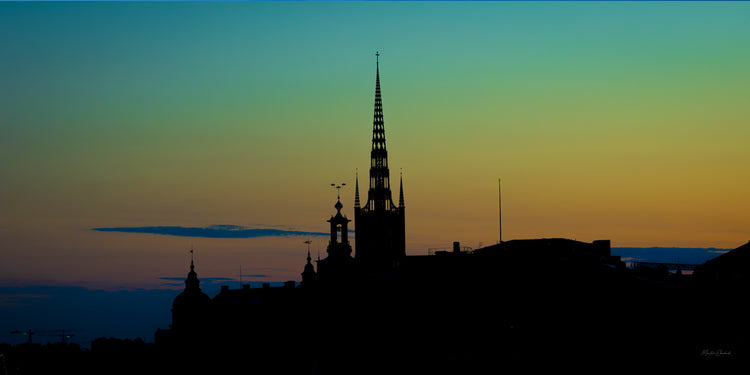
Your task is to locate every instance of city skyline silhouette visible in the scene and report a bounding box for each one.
[3,2,749,291]
[2,1,750,372]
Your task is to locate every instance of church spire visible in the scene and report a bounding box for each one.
[372,51,386,152]
[365,51,395,212]
[354,52,406,272]
[354,169,360,209]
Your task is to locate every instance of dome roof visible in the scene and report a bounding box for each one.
[172,289,212,310]
[172,257,212,310]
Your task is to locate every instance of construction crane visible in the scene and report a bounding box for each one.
[9,329,35,344]
[38,329,77,344]
[10,329,78,345]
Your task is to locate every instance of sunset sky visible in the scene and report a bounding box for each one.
[2,1,750,292]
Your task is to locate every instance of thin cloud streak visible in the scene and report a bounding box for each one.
[157,277,236,282]
[92,224,331,239]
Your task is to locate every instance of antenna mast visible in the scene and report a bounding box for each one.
[498,178,502,243]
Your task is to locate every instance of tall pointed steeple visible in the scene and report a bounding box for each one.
[365,51,396,213]
[354,169,361,209]
[372,52,387,153]
[399,170,405,209]
[354,52,406,272]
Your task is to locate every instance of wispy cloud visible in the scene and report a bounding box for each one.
[157,277,236,282]
[92,224,330,239]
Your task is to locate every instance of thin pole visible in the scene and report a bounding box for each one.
[498,178,502,243]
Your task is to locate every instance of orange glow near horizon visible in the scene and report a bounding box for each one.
[2,2,749,289]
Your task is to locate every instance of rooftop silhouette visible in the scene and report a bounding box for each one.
[4,54,747,375]
[152,56,750,374]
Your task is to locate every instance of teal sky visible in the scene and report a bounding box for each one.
[1,1,750,289]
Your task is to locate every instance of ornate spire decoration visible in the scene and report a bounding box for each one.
[365,51,396,212]
[331,182,346,213]
[354,52,406,271]
[372,51,386,153]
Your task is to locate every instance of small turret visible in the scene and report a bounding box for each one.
[185,253,201,292]
[171,249,212,340]
[301,241,317,287]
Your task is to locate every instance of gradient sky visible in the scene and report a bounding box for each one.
[2,1,750,291]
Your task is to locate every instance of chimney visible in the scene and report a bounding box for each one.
[453,241,460,253]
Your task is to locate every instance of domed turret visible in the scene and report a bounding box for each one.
[301,246,317,287]
[171,251,212,339]
[335,198,343,212]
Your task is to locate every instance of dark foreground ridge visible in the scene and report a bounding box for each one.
[5,239,747,375]
[146,239,747,375]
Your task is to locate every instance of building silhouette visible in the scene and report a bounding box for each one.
[155,55,750,374]
[3,55,748,375]
[316,192,356,284]
[353,51,406,274]
[169,252,211,343]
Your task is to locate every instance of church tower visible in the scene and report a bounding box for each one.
[354,52,406,273]
[171,250,212,341]
[316,187,356,283]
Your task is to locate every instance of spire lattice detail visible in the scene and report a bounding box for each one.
[366,51,395,212]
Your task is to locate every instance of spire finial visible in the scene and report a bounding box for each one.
[304,240,312,262]
[354,169,360,209]
[331,182,346,212]
[185,247,200,291]
[376,51,379,64]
